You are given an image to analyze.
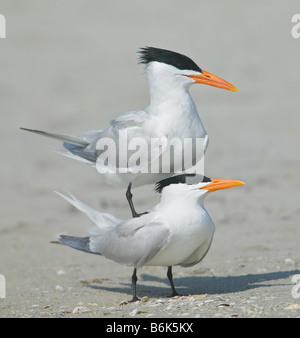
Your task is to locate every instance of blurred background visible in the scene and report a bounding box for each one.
[0,1,299,316]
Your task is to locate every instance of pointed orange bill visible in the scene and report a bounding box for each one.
[200,178,245,192]
[185,70,237,92]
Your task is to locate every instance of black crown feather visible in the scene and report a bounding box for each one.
[139,47,202,73]
[155,174,211,194]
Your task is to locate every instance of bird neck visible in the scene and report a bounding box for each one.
[144,64,197,117]
[147,85,196,118]
[144,64,206,139]
[146,85,206,140]
[158,190,206,212]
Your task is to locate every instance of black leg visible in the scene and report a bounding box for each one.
[126,183,139,218]
[129,268,140,302]
[167,266,179,297]
[126,183,148,218]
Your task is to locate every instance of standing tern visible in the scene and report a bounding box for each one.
[54,174,244,301]
[21,47,237,217]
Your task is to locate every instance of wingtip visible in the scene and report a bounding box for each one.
[50,240,63,245]
[20,127,43,134]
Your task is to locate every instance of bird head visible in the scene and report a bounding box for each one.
[155,174,245,203]
[139,47,237,92]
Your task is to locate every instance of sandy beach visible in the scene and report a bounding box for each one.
[1,1,300,318]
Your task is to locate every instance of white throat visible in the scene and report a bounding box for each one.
[145,62,195,116]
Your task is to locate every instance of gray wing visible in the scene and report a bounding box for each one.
[179,236,214,267]
[63,110,156,166]
[22,112,168,172]
[93,110,169,174]
[89,213,170,269]
[109,110,151,129]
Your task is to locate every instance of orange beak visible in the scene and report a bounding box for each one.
[186,70,237,92]
[200,178,245,192]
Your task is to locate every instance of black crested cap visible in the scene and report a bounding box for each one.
[155,174,211,194]
[139,47,202,73]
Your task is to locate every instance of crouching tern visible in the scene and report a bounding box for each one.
[21,47,237,218]
[54,174,244,301]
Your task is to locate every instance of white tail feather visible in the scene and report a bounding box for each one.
[20,128,88,146]
[55,191,121,235]
[49,146,95,166]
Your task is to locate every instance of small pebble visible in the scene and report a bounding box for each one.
[216,303,230,308]
[284,258,295,266]
[166,305,175,311]
[194,302,204,307]
[72,306,90,314]
[130,308,140,316]
[141,296,149,303]
[156,299,166,303]
[204,299,214,304]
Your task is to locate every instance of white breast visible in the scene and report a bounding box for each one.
[146,206,215,267]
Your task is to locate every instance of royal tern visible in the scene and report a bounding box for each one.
[21,47,237,217]
[54,174,244,301]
